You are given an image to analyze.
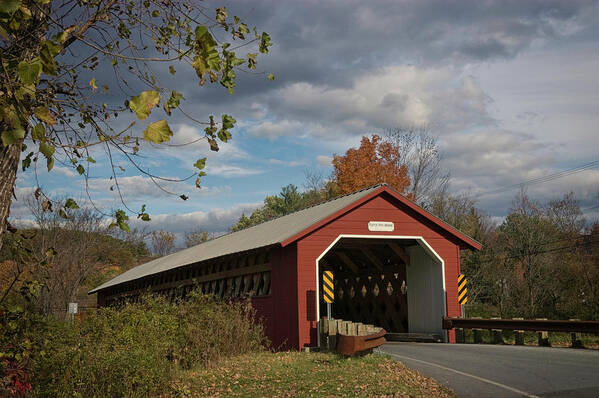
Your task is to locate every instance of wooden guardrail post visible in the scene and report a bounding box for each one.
[357,323,368,336]
[569,319,583,348]
[348,322,358,336]
[513,318,525,345]
[320,318,328,349]
[472,317,483,344]
[491,317,504,344]
[536,318,550,347]
[455,328,466,343]
[329,319,338,350]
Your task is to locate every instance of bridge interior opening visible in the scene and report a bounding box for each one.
[318,237,445,339]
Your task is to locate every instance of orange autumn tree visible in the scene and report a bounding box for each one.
[332,135,411,195]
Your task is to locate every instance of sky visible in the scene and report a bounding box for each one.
[10,0,599,241]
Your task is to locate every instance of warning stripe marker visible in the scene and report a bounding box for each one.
[458,273,468,305]
[323,270,334,303]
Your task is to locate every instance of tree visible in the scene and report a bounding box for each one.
[385,126,449,209]
[0,196,150,314]
[331,135,410,195]
[150,230,175,256]
[184,229,211,247]
[0,0,273,249]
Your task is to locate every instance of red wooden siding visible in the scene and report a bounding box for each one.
[295,192,463,348]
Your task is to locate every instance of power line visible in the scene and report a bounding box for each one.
[472,238,599,265]
[472,159,599,199]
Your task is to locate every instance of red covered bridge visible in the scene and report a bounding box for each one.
[90,184,481,349]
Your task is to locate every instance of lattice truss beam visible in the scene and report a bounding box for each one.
[320,239,416,333]
[104,248,272,306]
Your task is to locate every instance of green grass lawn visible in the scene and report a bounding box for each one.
[171,351,456,397]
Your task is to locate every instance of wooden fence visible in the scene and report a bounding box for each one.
[443,317,599,348]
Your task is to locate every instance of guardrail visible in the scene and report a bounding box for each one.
[443,317,599,347]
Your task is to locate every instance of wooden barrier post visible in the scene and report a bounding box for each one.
[513,318,524,345]
[348,322,358,336]
[455,328,465,344]
[357,323,368,336]
[472,317,483,344]
[491,317,504,344]
[329,319,338,350]
[569,319,583,348]
[536,318,550,347]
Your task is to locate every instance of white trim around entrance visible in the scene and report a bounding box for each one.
[314,234,448,347]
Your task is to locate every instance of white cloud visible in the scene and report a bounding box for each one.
[248,66,493,140]
[53,166,76,177]
[316,155,332,166]
[206,164,263,177]
[128,202,262,237]
[269,158,305,167]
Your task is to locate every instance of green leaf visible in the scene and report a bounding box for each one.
[46,156,54,171]
[1,127,25,146]
[109,209,130,232]
[169,65,176,75]
[22,152,34,171]
[59,209,68,219]
[32,123,45,141]
[0,0,21,14]
[129,90,160,120]
[268,73,275,81]
[247,53,257,70]
[39,40,61,75]
[64,198,79,209]
[76,164,85,175]
[87,156,96,163]
[34,106,56,125]
[39,142,54,159]
[17,59,42,85]
[216,7,227,25]
[193,26,221,83]
[259,32,272,54]
[54,30,68,43]
[208,138,219,152]
[164,90,184,115]
[193,157,206,170]
[142,120,173,143]
[221,114,236,130]
[151,10,160,17]
[140,213,151,221]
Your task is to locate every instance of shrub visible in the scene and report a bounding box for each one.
[9,291,266,397]
[173,292,268,369]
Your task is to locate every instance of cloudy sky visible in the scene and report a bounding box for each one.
[11,0,599,240]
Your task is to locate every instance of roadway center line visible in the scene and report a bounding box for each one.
[383,351,541,398]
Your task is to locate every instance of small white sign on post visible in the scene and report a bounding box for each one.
[368,221,394,232]
[68,302,78,314]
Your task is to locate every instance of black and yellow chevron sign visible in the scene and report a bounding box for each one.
[322,270,334,303]
[458,273,468,305]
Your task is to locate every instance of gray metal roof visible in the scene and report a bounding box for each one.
[89,184,384,294]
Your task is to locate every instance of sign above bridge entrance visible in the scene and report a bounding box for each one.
[368,221,395,232]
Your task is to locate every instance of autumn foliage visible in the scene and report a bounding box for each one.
[332,135,411,195]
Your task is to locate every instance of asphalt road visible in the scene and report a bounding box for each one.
[378,343,599,398]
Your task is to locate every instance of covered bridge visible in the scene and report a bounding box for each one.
[90,184,481,349]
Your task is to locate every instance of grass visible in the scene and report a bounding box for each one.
[171,351,457,397]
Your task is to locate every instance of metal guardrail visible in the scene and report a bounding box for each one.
[443,317,599,334]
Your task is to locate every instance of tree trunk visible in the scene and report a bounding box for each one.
[0,142,22,251]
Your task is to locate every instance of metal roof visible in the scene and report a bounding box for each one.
[89,184,384,294]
